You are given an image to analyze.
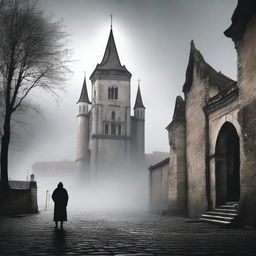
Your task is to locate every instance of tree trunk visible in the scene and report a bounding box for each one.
[0,114,11,191]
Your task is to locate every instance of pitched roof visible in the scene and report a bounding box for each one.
[148,157,170,171]
[90,29,131,80]
[182,41,235,94]
[166,96,185,129]
[77,76,91,104]
[134,85,145,109]
[224,0,256,43]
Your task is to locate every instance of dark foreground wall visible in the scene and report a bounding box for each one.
[0,181,38,215]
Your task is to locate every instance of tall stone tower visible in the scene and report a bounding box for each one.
[76,27,145,184]
[76,77,91,183]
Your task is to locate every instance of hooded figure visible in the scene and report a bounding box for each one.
[52,182,69,228]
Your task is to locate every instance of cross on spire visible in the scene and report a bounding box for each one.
[138,79,141,86]
[110,14,113,29]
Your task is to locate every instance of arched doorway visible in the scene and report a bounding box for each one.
[215,122,240,206]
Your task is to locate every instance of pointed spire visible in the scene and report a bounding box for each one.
[90,28,131,81]
[77,74,91,104]
[134,81,145,109]
[99,29,123,69]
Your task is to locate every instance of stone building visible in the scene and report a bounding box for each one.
[149,0,256,225]
[77,28,145,184]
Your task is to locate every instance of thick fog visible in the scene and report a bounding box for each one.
[7,0,237,210]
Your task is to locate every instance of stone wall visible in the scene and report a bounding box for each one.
[185,68,208,217]
[236,16,256,225]
[149,158,169,214]
[0,181,38,215]
[167,121,187,215]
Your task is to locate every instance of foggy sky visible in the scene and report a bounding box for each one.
[10,0,237,179]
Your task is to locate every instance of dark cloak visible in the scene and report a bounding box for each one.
[52,183,69,221]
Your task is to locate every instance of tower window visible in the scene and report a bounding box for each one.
[111,111,115,121]
[118,124,121,135]
[104,123,109,134]
[111,123,116,135]
[108,87,118,100]
[114,87,118,99]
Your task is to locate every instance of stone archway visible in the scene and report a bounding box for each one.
[215,122,240,206]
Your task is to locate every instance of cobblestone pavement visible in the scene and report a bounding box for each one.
[0,210,256,256]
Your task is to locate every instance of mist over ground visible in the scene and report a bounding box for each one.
[6,0,237,210]
[37,165,148,212]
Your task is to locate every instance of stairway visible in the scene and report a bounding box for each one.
[198,202,239,226]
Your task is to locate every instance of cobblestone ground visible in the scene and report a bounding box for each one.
[0,211,256,256]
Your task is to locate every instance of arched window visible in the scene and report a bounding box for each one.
[111,111,115,121]
[108,87,118,100]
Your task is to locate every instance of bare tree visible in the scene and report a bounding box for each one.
[0,0,70,189]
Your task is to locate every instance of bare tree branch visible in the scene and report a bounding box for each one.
[0,0,71,187]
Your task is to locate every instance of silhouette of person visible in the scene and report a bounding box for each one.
[52,182,69,229]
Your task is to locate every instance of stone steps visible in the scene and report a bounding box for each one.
[198,202,239,226]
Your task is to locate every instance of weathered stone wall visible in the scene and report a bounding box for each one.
[185,68,208,217]
[0,181,38,215]
[236,16,256,225]
[168,122,187,215]
[149,160,169,214]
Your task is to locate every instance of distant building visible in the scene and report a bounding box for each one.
[76,28,145,183]
[149,0,256,226]
[32,160,76,180]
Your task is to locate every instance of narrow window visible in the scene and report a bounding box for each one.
[118,124,121,135]
[111,111,115,121]
[104,123,109,134]
[114,87,118,99]
[108,87,111,99]
[111,123,116,135]
[83,105,85,112]
[79,105,81,113]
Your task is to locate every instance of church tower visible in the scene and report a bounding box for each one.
[76,75,91,183]
[89,28,132,182]
[77,26,146,185]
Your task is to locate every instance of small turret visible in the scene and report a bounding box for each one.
[76,74,91,184]
[134,82,145,119]
[77,75,91,115]
[132,81,145,163]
